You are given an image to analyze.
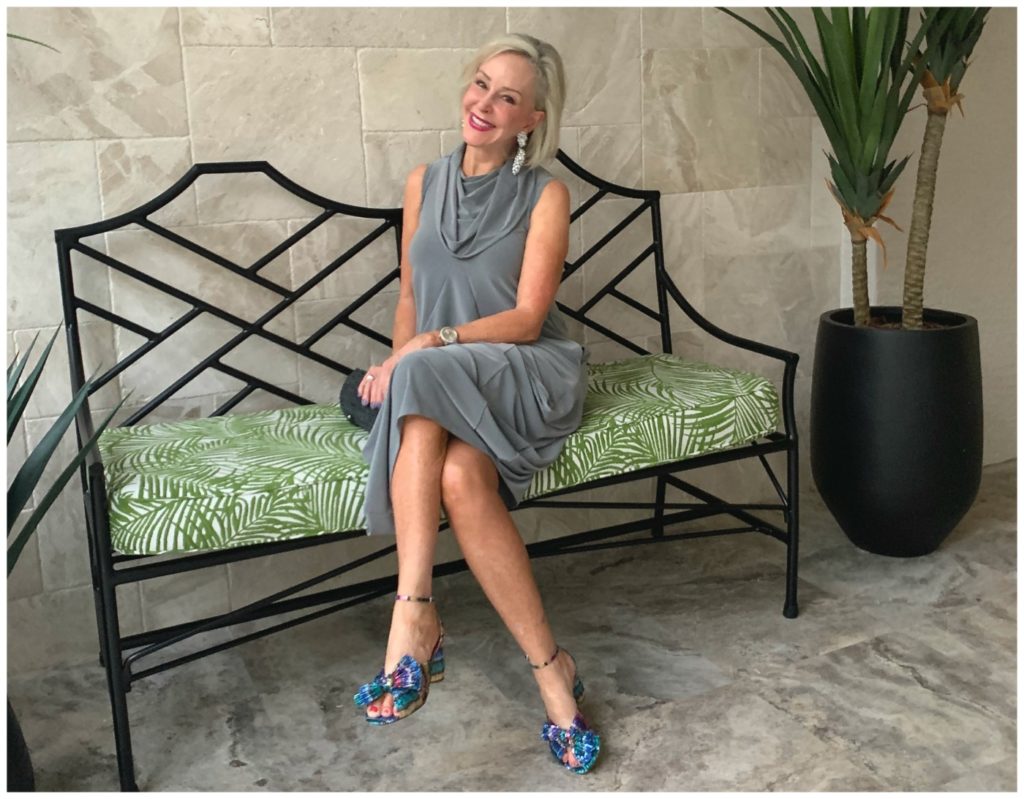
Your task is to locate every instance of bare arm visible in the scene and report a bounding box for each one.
[359,164,423,406]
[390,163,426,353]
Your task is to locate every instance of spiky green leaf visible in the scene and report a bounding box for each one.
[8,398,127,575]
[8,328,60,443]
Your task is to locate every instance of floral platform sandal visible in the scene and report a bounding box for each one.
[529,644,601,774]
[352,593,445,725]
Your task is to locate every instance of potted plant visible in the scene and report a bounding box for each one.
[718,7,989,556]
[8,329,126,790]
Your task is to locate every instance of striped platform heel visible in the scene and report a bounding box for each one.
[529,644,601,774]
[353,593,445,725]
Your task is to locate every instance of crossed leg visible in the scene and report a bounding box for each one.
[364,416,582,767]
[440,436,583,769]
[364,414,447,722]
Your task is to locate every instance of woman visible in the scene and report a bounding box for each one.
[352,33,599,775]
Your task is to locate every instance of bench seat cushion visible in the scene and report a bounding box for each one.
[97,353,780,554]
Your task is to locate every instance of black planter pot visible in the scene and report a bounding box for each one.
[8,700,34,792]
[810,306,983,557]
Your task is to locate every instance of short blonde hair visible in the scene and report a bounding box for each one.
[458,33,567,169]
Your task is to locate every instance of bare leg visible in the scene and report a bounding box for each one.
[365,414,447,721]
[440,438,583,768]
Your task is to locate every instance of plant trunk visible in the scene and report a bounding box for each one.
[903,109,948,330]
[851,236,870,325]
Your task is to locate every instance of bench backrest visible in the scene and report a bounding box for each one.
[55,151,689,428]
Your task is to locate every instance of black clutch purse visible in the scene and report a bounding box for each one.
[339,369,380,432]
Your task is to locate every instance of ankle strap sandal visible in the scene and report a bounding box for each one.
[395,593,434,602]
[352,593,445,725]
[527,645,600,774]
[527,644,584,701]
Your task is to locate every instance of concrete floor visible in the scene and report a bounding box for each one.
[8,461,1016,791]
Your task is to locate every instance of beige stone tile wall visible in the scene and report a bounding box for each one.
[7,7,1014,673]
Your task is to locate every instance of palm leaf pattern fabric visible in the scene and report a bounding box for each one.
[98,354,779,554]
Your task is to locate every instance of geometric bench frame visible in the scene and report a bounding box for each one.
[55,151,800,790]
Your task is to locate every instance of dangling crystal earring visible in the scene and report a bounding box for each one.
[512,131,528,176]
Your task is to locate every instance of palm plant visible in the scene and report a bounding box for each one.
[901,8,988,329]
[8,328,125,575]
[717,7,942,326]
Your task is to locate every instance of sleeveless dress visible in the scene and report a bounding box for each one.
[360,141,589,535]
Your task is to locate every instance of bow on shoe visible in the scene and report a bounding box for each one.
[541,711,601,774]
[353,654,425,712]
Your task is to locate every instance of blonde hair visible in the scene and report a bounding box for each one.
[458,33,567,169]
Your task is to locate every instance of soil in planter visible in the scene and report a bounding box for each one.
[865,316,947,330]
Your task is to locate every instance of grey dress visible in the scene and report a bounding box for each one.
[360,142,588,535]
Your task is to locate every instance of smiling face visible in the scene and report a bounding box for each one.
[461,51,545,156]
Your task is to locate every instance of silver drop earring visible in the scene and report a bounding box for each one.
[512,131,528,175]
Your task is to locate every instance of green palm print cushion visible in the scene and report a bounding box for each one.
[97,353,780,554]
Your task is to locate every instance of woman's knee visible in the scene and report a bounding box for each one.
[397,414,449,459]
[440,441,497,508]
[391,348,436,386]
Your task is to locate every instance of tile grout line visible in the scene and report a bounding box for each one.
[355,47,369,206]
[177,8,200,225]
[91,127,124,415]
[639,9,644,189]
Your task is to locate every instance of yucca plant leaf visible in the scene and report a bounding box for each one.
[714,7,789,50]
[879,9,902,84]
[719,8,842,160]
[856,8,897,145]
[859,81,891,169]
[767,9,857,171]
[888,8,910,76]
[826,153,856,201]
[879,155,911,196]
[857,9,888,130]
[8,328,60,443]
[818,9,864,159]
[7,370,100,530]
[723,8,856,168]
[7,33,61,53]
[893,10,949,106]
[771,9,830,90]
[8,398,126,575]
[851,7,868,82]
[765,13,841,138]
[8,333,37,402]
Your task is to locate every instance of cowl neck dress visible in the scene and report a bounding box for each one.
[360,142,589,535]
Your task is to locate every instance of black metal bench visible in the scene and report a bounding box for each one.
[55,151,800,790]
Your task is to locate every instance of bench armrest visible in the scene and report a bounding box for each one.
[659,268,799,368]
[658,268,799,440]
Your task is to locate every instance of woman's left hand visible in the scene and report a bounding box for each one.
[360,332,442,408]
[359,363,391,408]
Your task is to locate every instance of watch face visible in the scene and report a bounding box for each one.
[441,327,457,344]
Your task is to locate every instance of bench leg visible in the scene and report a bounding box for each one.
[651,474,667,538]
[94,565,140,791]
[783,441,800,619]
